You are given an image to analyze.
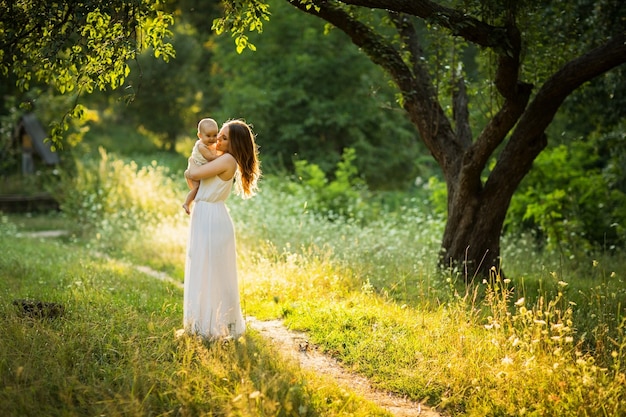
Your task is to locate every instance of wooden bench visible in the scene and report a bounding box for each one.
[0,193,60,213]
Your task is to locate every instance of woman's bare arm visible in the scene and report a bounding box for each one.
[185,153,237,181]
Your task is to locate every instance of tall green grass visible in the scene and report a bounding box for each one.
[0,227,389,416]
[6,144,624,415]
[236,238,626,415]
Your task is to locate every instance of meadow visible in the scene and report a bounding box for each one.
[1,128,625,416]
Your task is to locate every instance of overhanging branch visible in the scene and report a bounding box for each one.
[328,0,510,51]
[486,32,626,203]
[288,0,455,165]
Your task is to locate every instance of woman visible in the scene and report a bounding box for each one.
[182,119,261,340]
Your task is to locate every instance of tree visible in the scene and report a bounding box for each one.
[216,0,626,279]
[122,25,209,151]
[210,0,423,188]
[0,0,175,143]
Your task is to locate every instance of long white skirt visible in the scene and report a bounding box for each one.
[183,200,245,339]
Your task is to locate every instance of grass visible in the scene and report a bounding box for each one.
[0,230,390,416]
[6,210,72,232]
[3,221,625,415]
[238,241,626,415]
[2,137,625,416]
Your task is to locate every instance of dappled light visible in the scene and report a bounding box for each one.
[4,142,625,414]
[2,0,625,415]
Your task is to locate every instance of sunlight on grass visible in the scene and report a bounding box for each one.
[238,239,626,415]
[5,148,625,416]
[0,234,393,416]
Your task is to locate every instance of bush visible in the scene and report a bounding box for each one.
[507,140,626,256]
[56,147,183,249]
[292,147,369,220]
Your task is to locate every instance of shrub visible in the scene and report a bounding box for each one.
[56,147,183,251]
[293,147,368,220]
[507,140,626,256]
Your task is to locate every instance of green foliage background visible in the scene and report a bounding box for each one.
[2,1,626,415]
[1,0,625,253]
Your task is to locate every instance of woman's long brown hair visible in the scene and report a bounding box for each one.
[224,120,261,198]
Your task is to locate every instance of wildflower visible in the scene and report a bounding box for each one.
[515,297,525,306]
[501,356,514,365]
[592,260,599,267]
[548,393,560,402]
[523,357,535,368]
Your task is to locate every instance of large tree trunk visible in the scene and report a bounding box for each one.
[439,130,548,281]
[290,0,626,280]
[441,182,508,281]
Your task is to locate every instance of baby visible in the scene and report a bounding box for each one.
[182,118,220,214]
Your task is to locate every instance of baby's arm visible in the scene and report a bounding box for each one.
[198,143,218,162]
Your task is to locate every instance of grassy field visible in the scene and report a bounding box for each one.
[0,228,388,416]
[1,127,625,416]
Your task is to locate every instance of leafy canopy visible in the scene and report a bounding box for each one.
[0,0,175,143]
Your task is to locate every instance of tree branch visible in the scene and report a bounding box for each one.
[387,12,423,78]
[486,32,626,201]
[387,12,458,152]
[288,0,456,167]
[329,0,510,50]
[452,77,472,147]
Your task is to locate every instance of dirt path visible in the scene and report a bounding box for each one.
[132,260,441,416]
[247,317,440,417]
[22,231,441,416]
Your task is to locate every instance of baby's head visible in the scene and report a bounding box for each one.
[197,118,218,145]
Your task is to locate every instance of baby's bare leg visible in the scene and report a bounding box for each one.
[185,175,195,190]
[182,180,200,215]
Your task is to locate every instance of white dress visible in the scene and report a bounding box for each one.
[183,174,245,339]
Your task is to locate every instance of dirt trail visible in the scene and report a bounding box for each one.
[22,231,441,416]
[131,260,442,416]
[247,317,440,417]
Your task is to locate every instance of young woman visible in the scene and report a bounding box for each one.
[182,119,261,340]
